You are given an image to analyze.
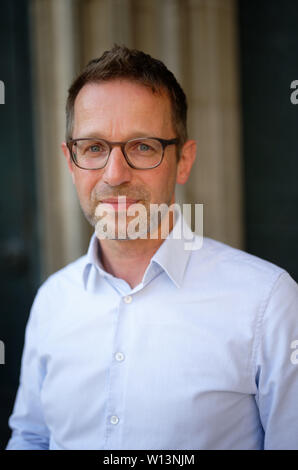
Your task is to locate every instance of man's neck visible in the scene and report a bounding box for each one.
[99,237,165,288]
[98,211,176,288]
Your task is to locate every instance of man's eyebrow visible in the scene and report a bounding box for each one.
[72,131,156,140]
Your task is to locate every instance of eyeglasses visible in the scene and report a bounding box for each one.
[67,136,179,170]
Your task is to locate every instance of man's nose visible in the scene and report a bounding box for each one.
[102,146,132,187]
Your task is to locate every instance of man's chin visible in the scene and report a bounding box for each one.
[94,217,148,241]
[92,200,174,241]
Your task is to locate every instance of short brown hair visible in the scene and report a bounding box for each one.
[65,45,188,153]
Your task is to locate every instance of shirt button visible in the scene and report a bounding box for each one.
[110,415,119,425]
[115,352,125,362]
[124,295,132,304]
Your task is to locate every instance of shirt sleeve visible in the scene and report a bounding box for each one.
[6,289,50,450]
[254,271,298,450]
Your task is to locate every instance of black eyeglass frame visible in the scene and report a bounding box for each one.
[66,136,179,170]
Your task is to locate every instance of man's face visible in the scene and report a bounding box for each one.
[62,79,195,239]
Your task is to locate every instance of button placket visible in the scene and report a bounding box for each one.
[104,293,134,447]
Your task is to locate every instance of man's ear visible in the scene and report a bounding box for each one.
[61,142,75,184]
[176,140,197,185]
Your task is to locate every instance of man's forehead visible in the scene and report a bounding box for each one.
[72,79,174,138]
[74,79,171,111]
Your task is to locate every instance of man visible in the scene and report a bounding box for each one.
[6,45,298,450]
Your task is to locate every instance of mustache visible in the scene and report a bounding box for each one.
[92,185,151,202]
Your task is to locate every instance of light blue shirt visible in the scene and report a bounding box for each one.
[6,212,298,450]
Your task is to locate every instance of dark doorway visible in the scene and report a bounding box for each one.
[239,0,298,281]
[0,0,40,448]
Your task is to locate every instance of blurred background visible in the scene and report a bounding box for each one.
[0,0,298,449]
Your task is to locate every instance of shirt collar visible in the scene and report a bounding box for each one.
[82,231,105,290]
[82,204,195,290]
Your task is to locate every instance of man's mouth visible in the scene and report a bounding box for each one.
[99,197,141,211]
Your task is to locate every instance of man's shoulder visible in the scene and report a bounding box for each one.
[185,236,298,317]
[26,254,89,327]
[189,235,288,285]
[38,253,88,294]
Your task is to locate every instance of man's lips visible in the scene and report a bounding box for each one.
[99,198,141,210]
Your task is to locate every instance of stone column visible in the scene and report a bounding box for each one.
[30,0,90,280]
[186,0,244,247]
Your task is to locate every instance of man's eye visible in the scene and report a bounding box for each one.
[88,144,102,153]
[135,142,158,154]
[138,143,150,152]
